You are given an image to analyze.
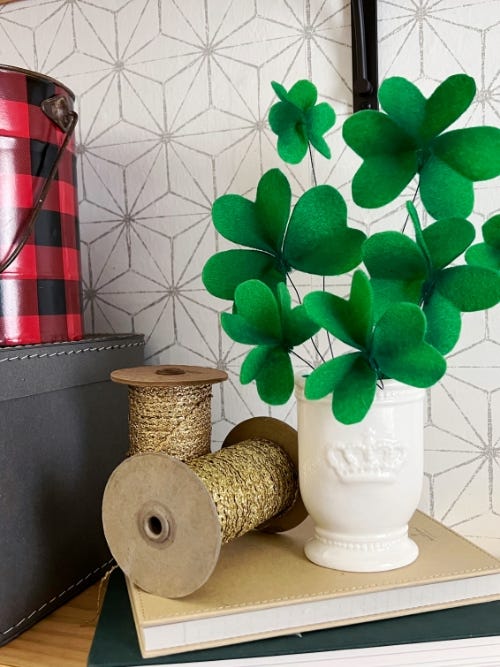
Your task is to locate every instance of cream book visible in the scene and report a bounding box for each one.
[126,512,500,658]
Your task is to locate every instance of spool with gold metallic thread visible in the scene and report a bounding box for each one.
[101,417,307,598]
[111,364,227,461]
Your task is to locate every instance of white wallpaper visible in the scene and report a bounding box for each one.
[1,0,499,554]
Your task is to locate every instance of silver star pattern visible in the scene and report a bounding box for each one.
[0,0,499,553]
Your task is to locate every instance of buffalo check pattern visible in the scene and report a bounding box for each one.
[0,68,82,345]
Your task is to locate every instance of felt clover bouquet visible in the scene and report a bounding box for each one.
[203,75,500,425]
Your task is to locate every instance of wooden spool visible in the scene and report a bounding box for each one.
[111,364,228,461]
[102,417,307,598]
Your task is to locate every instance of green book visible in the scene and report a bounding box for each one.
[88,570,500,667]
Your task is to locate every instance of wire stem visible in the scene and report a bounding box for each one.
[291,350,315,370]
[309,142,334,360]
[287,272,326,364]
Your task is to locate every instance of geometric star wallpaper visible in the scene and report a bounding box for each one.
[1,0,499,554]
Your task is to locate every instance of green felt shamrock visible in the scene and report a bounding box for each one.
[269,80,336,163]
[202,168,366,300]
[343,74,500,219]
[303,271,446,424]
[466,215,500,272]
[362,203,500,354]
[221,280,319,404]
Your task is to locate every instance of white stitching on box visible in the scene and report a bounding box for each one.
[1,559,115,635]
[0,341,144,363]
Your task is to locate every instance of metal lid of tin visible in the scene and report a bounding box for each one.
[0,64,75,100]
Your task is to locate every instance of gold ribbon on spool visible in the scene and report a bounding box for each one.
[111,365,227,461]
[102,417,307,598]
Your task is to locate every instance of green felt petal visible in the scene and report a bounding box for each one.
[240,345,269,384]
[419,155,474,219]
[373,302,425,352]
[221,312,278,346]
[304,356,346,399]
[279,284,320,347]
[363,231,427,280]
[271,81,288,103]
[351,152,418,208]
[255,169,291,250]
[284,303,321,347]
[342,110,415,157]
[287,79,318,110]
[307,103,335,158]
[363,231,426,318]
[233,279,282,339]
[268,101,303,134]
[348,270,374,346]
[378,77,426,140]
[406,202,432,270]
[307,102,336,134]
[422,217,475,269]
[304,271,373,350]
[368,278,422,320]
[277,125,308,164]
[305,353,376,424]
[373,303,446,387]
[331,354,377,425]
[304,291,357,347]
[465,244,500,272]
[433,127,500,181]
[436,266,500,311]
[423,292,462,355]
[285,185,365,275]
[212,194,273,253]
[377,341,446,388]
[255,347,294,404]
[202,249,282,300]
[483,215,500,248]
[308,133,331,159]
[421,74,476,141]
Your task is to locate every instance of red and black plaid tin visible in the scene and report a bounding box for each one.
[0,65,83,346]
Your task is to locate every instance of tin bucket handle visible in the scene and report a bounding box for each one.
[0,94,78,274]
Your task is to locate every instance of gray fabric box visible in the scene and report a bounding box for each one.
[0,334,144,644]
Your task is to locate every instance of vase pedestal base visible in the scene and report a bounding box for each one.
[305,526,419,572]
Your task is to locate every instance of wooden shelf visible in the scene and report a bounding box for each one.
[0,583,99,667]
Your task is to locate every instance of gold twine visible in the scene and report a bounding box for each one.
[127,384,212,461]
[187,439,298,543]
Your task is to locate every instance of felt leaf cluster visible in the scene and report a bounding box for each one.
[343,74,500,219]
[363,203,500,354]
[269,80,336,163]
[203,168,366,300]
[203,74,500,425]
[303,271,446,424]
[221,280,319,404]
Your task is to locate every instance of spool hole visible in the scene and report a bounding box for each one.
[156,366,186,376]
[143,513,170,542]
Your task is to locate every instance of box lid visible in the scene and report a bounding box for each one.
[0,334,145,401]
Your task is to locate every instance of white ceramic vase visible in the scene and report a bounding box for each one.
[295,376,425,572]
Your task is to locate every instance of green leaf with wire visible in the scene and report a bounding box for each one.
[203,169,366,301]
[362,204,496,353]
[343,74,500,218]
[269,79,336,163]
[222,280,319,405]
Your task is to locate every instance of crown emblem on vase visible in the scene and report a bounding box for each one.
[326,428,408,482]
